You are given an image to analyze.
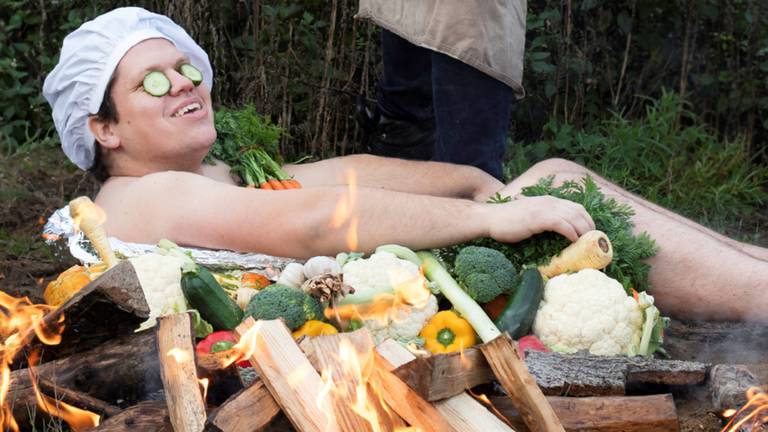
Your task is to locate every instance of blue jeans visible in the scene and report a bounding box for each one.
[377,30,515,180]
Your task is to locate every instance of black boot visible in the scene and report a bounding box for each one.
[356,95,436,160]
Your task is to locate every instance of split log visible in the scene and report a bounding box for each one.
[9,329,162,425]
[377,339,514,432]
[391,346,493,401]
[302,330,395,432]
[156,312,207,432]
[96,401,172,431]
[33,260,149,362]
[234,318,338,432]
[480,334,565,432]
[709,364,761,411]
[393,346,709,399]
[371,352,459,432]
[205,380,281,432]
[490,394,679,432]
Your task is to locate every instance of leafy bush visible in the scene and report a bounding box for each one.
[506,92,767,228]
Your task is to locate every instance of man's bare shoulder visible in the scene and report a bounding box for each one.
[93,170,234,243]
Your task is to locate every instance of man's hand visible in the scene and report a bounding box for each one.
[485,196,595,243]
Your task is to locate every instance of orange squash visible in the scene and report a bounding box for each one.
[43,263,108,306]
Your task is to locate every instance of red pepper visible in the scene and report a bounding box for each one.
[517,335,549,360]
[196,330,250,367]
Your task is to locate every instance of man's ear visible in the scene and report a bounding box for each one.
[87,116,121,150]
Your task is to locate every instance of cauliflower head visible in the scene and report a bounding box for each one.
[129,252,189,331]
[532,269,643,356]
[360,294,439,345]
[341,251,424,305]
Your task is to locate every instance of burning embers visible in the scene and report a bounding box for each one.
[722,386,768,432]
[0,291,99,431]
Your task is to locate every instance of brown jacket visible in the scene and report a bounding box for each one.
[357,0,527,97]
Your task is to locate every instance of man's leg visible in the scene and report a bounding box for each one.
[366,30,436,160]
[503,158,768,322]
[431,52,515,181]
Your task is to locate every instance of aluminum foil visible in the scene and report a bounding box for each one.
[43,205,296,276]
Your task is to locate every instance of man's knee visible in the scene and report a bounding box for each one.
[526,158,584,178]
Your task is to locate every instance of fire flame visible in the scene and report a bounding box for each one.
[331,170,359,251]
[0,291,99,431]
[316,339,400,432]
[469,389,516,429]
[720,386,767,432]
[325,267,430,330]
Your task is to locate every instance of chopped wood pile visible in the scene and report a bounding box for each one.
[5,259,766,432]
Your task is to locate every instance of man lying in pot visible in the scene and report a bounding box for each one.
[44,7,767,322]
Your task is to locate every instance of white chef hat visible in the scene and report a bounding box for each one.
[43,7,213,170]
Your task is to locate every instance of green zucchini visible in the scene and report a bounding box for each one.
[181,266,243,330]
[494,268,544,339]
[180,64,203,86]
[143,71,171,96]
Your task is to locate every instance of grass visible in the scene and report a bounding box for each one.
[505,92,768,245]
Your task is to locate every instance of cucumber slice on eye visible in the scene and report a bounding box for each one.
[143,71,171,96]
[180,64,203,86]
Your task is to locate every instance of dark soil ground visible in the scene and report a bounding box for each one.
[1,146,766,431]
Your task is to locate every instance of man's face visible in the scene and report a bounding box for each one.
[108,38,216,172]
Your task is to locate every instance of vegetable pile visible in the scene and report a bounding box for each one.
[53,175,668,362]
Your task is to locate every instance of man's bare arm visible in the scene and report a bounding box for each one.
[283,154,504,202]
[98,171,593,259]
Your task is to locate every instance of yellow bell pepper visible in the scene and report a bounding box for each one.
[292,320,338,339]
[420,310,477,354]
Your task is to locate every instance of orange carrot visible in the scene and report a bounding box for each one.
[241,272,271,289]
[280,179,295,189]
[631,288,639,302]
[268,179,284,190]
[288,179,302,189]
[259,182,273,190]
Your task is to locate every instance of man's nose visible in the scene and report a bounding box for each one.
[168,69,195,96]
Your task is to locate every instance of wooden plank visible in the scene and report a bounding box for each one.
[156,312,207,432]
[377,339,514,432]
[391,346,493,401]
[305,331,376,432]
[205,380,281,432]
[299,333,408,431]
[372,352,459,432]
[234,318,337,432]
[490,394,680,432]
[480,334,565,432]
[22,260,149,364]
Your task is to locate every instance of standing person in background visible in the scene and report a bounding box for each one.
[356,0,527,180]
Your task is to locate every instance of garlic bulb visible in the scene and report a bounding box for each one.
[236,287,258,310]
[276,262,306,289]
[303,256,342,279]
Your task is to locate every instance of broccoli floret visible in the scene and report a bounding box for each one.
[244,284,324,330]
[454,246,517,303]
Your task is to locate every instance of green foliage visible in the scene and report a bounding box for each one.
[520,0,768,148]
[208,105,284,165]
[437,176,658,293]
[507,92,768,228]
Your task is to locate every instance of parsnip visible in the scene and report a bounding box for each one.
[538,230,613,278]
[69,196,119,269]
